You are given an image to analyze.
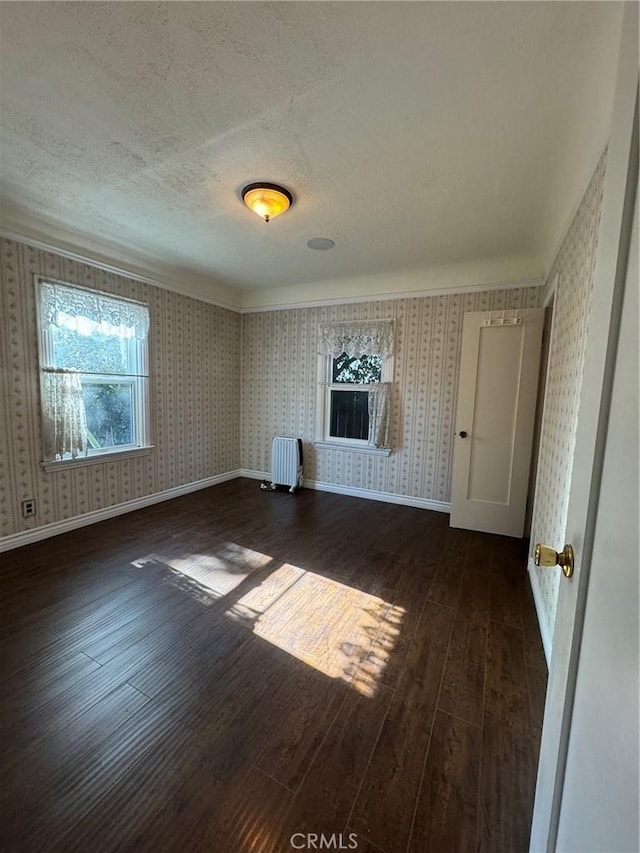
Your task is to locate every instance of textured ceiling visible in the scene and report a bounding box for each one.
[0,1,623,307]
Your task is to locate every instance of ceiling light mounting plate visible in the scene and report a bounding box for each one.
[307,237,335,251]
[242,182,293,223]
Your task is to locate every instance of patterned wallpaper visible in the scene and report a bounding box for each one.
[240,286,542,502]
[0,237,240,538]
[530,150,607,644]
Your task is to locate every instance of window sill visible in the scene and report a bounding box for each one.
[41,446,154,472]
[314,441,391,457]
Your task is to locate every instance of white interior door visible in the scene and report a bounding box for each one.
[556,165,638,853]
[450,308,544,537]
[529,9,637,850]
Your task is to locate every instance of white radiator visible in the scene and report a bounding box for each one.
[271,436,304,493]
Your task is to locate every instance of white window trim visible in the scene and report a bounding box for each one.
[315,352,393,454]
[41,445,154,473]
[35,275,151,466]
[313,441,391,457]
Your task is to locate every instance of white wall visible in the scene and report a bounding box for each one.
[528,151,608,660]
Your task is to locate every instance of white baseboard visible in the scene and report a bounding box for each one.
[239,469,451,513]
[2,468,450,553]
[0,470,241,553]
[528,558,552,667]
[239,469,271,481]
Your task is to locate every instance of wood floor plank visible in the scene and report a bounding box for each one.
[489,567,524,629]
[190,767,295,853]
[484,620,530,729]
[1,664,136,762]
[55,580,181,651]
[438,609,487,726]
[256,668,349,791]
[0,569,138,641]
[10,678,216,850]
[409,710,481,853]
[349,603,455,853]
[274,681,394,844]
[119,719,299,853]
[79,585,208,664]
[458,552,491,614]
[438,658,485,729]
[355,554,437,690]
[124,612,248,698]
[0,682,149,804]
[57,641,307,852]
[1,650,101,728]
[88,600,214,682]
[41,576,154,636]
[427,554,465,609]
[478,710,539,853]
[343,833,387,853]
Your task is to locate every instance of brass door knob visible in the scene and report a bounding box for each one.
[534,543,574,579]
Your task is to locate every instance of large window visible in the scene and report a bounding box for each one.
[38,280,150,463]
[317,320,394,450]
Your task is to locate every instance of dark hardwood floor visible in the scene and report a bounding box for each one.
[0,479,547,852]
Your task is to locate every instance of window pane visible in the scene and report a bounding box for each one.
[330,390,369,440]
[52,325,131,374]
[332,352,382,384]
[83,383,134,449]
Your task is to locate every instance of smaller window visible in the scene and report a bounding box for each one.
[38,279,150,463]
[328,353,382,442]
[319,351,391,447]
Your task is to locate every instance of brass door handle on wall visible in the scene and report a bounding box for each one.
[534,543,574,579]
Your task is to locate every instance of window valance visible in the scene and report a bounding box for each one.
[318,320,395,358]
[40,281,149,341]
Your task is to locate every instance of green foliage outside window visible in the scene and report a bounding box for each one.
[332,352,382,384]
[83,384,133,448]
[52,325,135,450]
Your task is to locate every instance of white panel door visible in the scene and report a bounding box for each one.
[555,171,638,853]
[529,10,636,849]
[450,308,544,537]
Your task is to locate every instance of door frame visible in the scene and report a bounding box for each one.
[524,289,555,543]
[530,7,638,850]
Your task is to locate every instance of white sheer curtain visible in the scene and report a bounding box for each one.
[367,382,391,448]
[40,281,149,340]
[318,320,394,357]
[42,370,88,460]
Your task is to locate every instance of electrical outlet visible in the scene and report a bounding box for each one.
[22,499,36,518]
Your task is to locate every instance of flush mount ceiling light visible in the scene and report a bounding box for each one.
[242,182,293,223]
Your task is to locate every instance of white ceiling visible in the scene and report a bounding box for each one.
[0,2,623,309]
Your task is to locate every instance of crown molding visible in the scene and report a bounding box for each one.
[238,253,545,311]
[0,221,242,313]
[238,277,544,313]
[1,218,544,314]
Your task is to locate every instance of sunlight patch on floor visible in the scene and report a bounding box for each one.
[226,564,405,697]
[132,541,273,599]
